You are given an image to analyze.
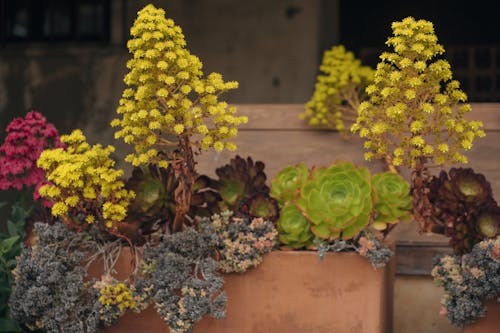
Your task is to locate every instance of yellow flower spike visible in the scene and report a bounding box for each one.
[352,16,485,168]
[303,45,374,134]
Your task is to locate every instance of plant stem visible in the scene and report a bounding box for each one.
[411,157,433,233]
[172,134,196,232]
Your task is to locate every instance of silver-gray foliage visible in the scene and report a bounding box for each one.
[432,238,500,327]
[9,222,101,333]
[137,227,226,333]
[315,231,393,268]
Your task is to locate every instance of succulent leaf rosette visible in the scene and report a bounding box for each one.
[302,45,374,135]
[193,156,279,222]
[277,203,315,249]
[428,168,500,254]
[297,162,372,239]
[271,162,412,248]
[270,163,309,205]
[372,172,412,230]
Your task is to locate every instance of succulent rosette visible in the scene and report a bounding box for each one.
[213,156,268,208]
[125,164,178,233]
[193,156,279,221]
[371,172,412,230]
[239,192,279,222]
[298,162,372,239]
[428,168,499,254]
[447,168,492,204]
[270,163,309,204]
[276,203,315,249]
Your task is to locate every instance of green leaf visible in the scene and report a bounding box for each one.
[0,237,20,253]
[0,318,21,332]
[6,222,18,238]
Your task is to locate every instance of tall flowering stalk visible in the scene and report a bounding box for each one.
[0,111,63,204]
[112,5,247,232]
[351,17,485,169]
[351,17,486,231]
[302,45,373,136]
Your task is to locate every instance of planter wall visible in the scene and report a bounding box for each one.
[105,250,394,333]
[463,301,500,333]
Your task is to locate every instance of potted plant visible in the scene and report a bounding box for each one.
[351,16,499,330]
[3,5,410,332]
[6,4,276,333]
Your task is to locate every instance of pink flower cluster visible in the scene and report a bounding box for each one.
[0,111,63,201]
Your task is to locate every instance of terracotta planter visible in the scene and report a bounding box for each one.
[463,300,500,333]
[103,250,394,333]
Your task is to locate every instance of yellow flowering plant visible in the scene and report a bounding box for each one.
[302,45,373,136]
[351,17,485,170]
[37,130,134,232]
[351,17,487,233]
[112,4,247,232]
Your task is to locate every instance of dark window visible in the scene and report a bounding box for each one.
[0,0,110,42]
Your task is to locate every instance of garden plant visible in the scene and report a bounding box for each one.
[302,45,374,137]
[351,16,499,327]
[1,6,498,333]
[3,5,277,333]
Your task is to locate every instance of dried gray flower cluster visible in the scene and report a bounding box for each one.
[201,211,278,273]
[432,237,500,327]
[315,231,392,268]
[137,227,226,333]
[9,222,101,333]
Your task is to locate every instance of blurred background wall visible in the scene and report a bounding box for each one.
[0,0,499,136]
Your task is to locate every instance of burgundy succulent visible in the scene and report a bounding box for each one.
[428,168,499,254]
[192,156,279,222]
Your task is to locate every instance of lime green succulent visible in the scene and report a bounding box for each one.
[276,204,315,249]
[298,162,372,239]
[270,163,309,205]
[271,162,412,248]
[302,45,374,136]
[371,172,412,230]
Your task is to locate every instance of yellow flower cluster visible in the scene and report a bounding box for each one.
[98,282,136,312]
[302,45,373,133]
[112,4,247,167]
[37,130,134,228]
[351,17,485,167]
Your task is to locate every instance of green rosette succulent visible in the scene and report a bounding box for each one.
[270,163,309,204]
[124,164,177,236]
[277,203,315,249]
[371,172,412,230]
[272,162,414,247]
[298,162,372,239]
